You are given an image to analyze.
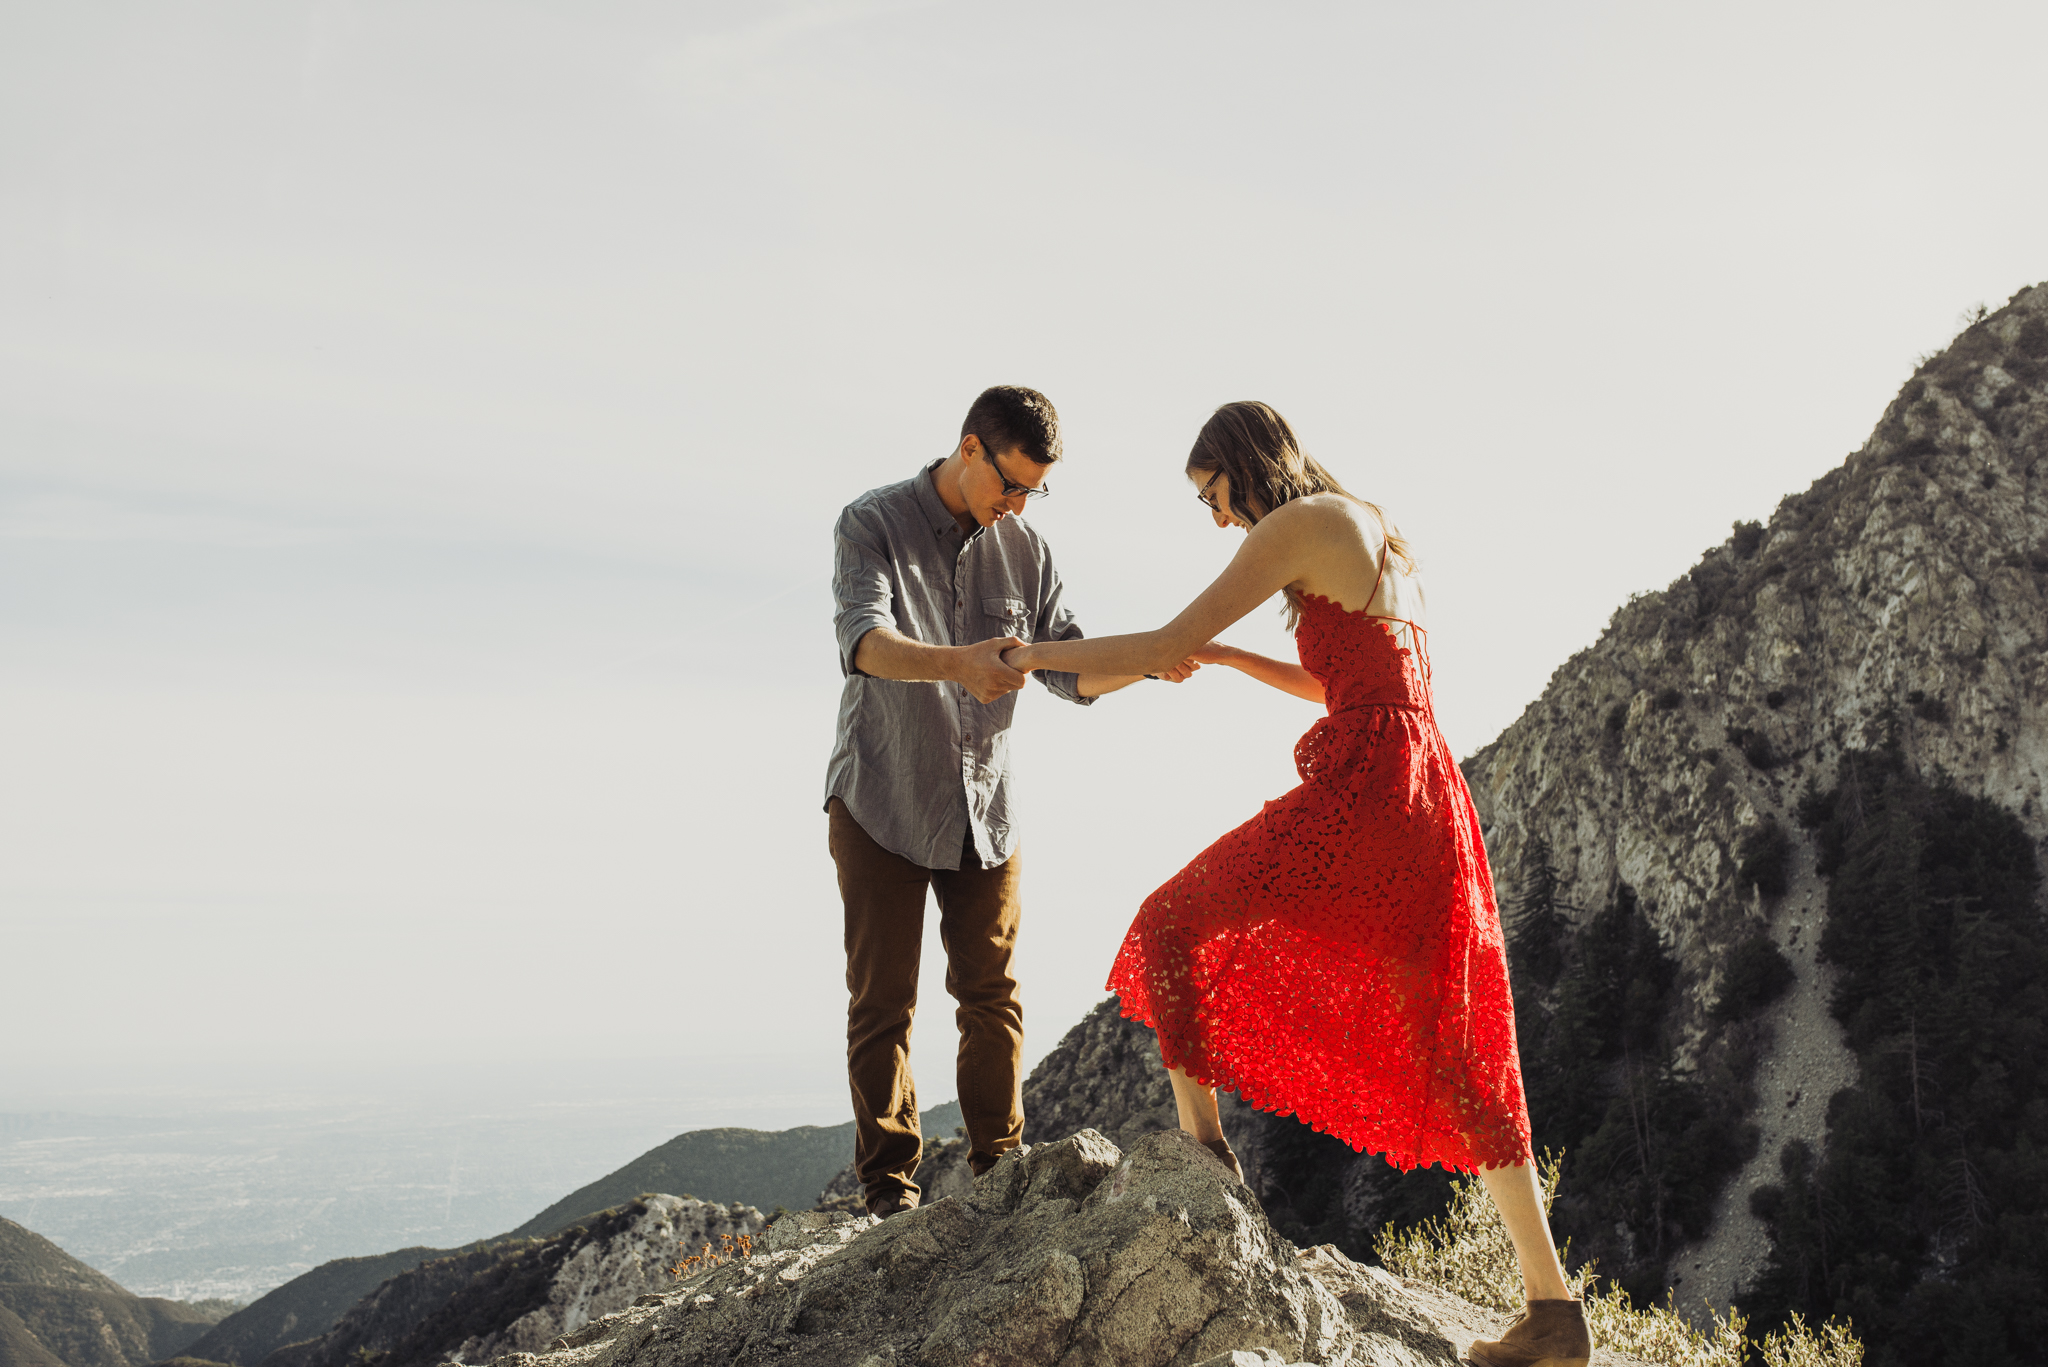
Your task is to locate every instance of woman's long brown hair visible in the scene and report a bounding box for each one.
[1186,400,1416,629]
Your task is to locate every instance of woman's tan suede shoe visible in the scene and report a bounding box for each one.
[1465,1298,1590,1367]
[1199,1137,1244,1182]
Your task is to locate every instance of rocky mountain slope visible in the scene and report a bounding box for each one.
[185,1105,961,1367]
[1460,280,2048,1312]
[470,1130,1647,1367]
[0,1224,130,1299]
[0,1305,65,1367]
[0,1218,227,1367]
[177,1250,446,1367]
[258,1197,761,1367]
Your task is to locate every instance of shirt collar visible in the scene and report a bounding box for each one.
[914,457,969,539]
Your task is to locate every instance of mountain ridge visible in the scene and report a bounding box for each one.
[0,1221,129,1298]
[1460,280,2048,1317]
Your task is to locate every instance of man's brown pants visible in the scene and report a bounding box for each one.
[827,797,1024,1209]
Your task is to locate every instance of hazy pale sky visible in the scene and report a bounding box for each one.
[4,1,2044,1115]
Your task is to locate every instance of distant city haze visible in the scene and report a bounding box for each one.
[3,0,2045,1283]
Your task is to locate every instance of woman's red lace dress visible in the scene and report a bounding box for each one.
[1106,565,1531,1173]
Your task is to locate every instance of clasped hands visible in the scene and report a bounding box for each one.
[949,637,1219,704]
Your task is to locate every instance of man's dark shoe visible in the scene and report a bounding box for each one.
[1465,1298,1591,1367]
[865,1190,919,1219]
[968,1146,1016,1178]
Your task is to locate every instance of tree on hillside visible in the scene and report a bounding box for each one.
[1745,746,2048,1366]
[1512,878,1758,1303]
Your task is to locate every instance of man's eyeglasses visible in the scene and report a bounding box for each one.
[1195,469,1222,511]
[991,449,1050,501]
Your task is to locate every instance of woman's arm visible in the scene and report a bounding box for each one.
[1002,503,1319,678]
[1196,642,1325,704]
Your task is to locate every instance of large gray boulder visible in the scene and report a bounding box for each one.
[480,1129,1468,1367]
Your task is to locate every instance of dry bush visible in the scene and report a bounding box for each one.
[1373,1154,1860,1367]
[669,1231,756,1280]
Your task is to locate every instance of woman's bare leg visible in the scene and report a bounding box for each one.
[1478,1161,1573,1302]
[1166,1065,1224,1142]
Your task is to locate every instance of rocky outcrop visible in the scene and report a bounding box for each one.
[449,1199,759,1366]
[1460,281,2048,1309]
[259,1199,762,1367]
[1021,998,1451,1266]
[481,1130,1641,1367]
[1018,998,1182,1151]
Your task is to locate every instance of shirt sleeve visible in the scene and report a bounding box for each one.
[833,506,895,678]
[1032,548,1095,706]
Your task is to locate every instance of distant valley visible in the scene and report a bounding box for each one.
[0,1057,846,1302]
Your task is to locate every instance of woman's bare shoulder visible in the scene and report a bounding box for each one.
[1269,493,1386,547]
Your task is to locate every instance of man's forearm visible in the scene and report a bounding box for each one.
[1077,673,1143,698]
[852,627,959,683]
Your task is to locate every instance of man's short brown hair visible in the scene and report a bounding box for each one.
[961,386,1061,465]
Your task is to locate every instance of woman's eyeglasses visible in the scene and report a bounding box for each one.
[1195,470,1222,511]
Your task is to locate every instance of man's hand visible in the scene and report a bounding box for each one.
[957,636,1030,703]
[1151,641,1232,683]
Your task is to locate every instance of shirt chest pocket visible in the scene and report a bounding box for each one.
[983,595,1034,642]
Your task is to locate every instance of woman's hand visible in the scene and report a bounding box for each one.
[1000,642,1037,674]
[1147,641,1235,683]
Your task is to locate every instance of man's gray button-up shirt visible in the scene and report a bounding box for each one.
[825,460,1091,871]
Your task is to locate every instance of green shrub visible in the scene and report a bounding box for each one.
[1738,819,1793,897]
[1712,936,1796,1023]
[1905,689,1949,724]
[1795,776,1833,830]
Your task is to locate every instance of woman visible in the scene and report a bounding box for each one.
[1002,402,1588,1367]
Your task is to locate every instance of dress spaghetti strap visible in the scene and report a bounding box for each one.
[1364,538,1390,617]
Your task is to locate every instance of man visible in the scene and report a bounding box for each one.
[825,385,1149,1217]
